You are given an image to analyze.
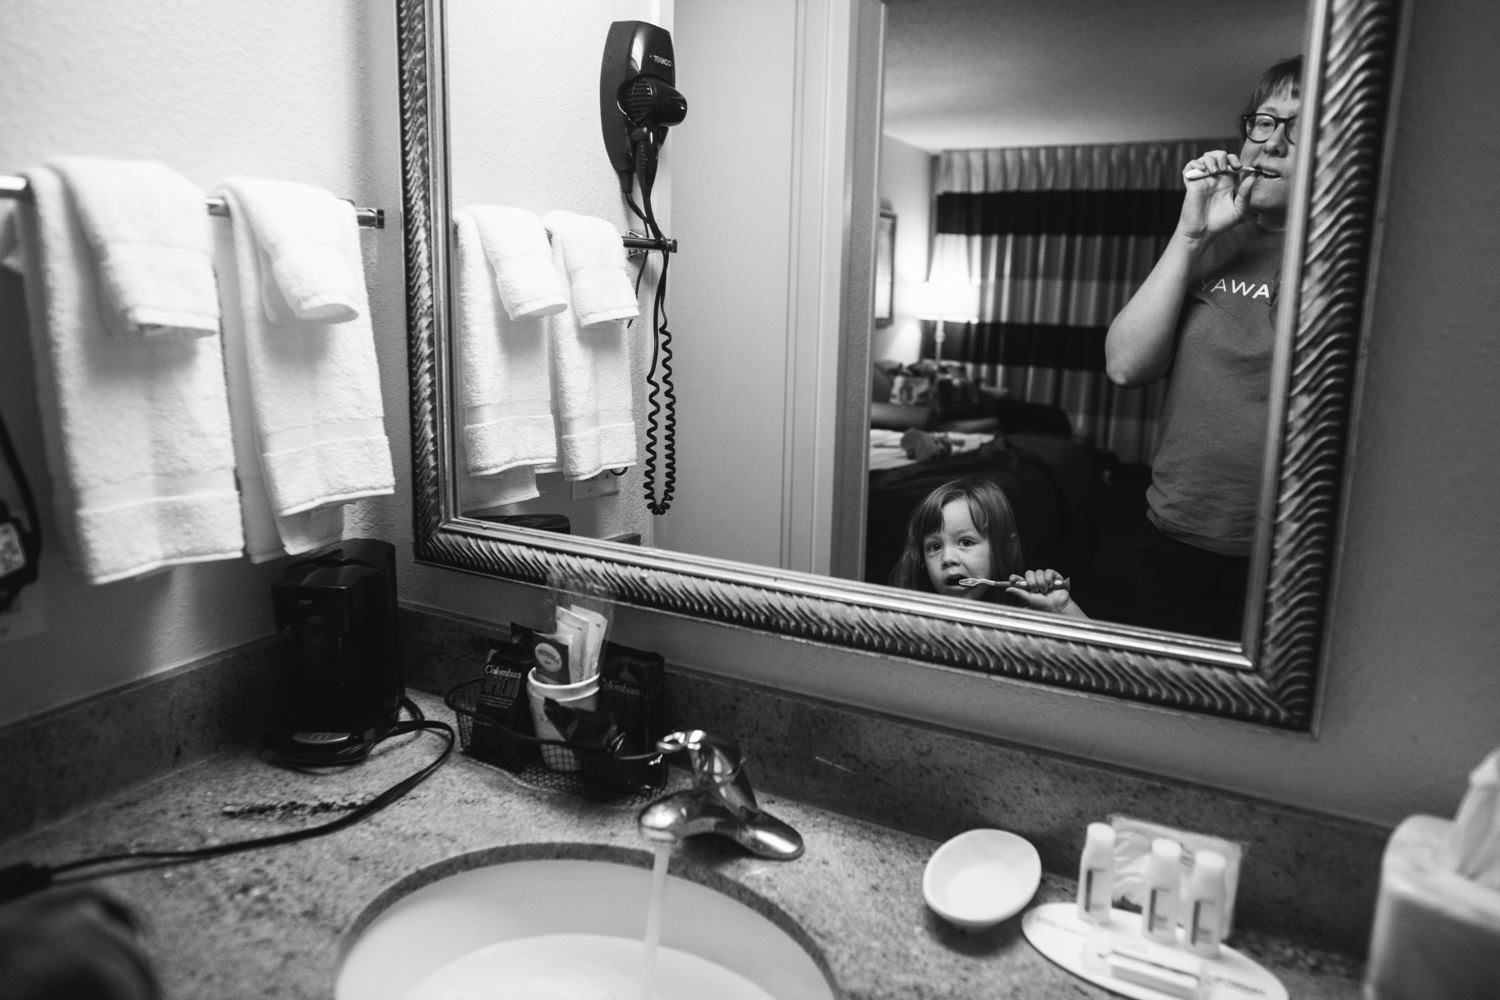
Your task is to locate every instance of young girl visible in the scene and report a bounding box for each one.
[889,479,1087,618]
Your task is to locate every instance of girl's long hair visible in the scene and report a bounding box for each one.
[889,479,1024,600]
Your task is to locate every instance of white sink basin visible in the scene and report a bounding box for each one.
[337,850,837,1000]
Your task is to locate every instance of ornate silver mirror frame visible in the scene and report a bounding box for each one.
[396,0,1402,731]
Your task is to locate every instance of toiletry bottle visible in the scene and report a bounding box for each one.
[1077,822,1116,925]
[1185,849,1228,958]
[1143,837,1183,944]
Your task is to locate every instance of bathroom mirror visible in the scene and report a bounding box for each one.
[397,0,1402,730]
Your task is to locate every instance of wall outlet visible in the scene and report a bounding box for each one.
[570,474,620,501]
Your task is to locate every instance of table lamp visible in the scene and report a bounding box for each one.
[915,279,981,366]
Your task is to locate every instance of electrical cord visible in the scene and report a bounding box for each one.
[632,137,676,516]
[0,698,455,905]
[621,185,649,232]
[642,254,676,515]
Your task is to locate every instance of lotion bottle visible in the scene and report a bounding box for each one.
[1143,837,1182,944]
[1077,822,1116,924]
[1185,849,1228,958]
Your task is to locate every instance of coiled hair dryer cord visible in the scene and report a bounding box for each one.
[632,137,676,515]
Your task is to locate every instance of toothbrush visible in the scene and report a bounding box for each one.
[1186,164,1273,180]
[954,575,1074,590]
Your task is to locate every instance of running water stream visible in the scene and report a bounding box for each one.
[639,841,673,999]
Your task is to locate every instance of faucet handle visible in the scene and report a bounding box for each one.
[657,730,762,814]
[646,730,802,860]
[656,730,743,786]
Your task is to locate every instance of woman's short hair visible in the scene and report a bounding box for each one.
[1243,55,1303,120]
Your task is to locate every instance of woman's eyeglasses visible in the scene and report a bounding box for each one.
[1240,113,1298,145]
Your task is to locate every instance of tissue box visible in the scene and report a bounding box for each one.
[1364,814,1500,999]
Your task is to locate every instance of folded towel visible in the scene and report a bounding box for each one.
[464,205,567,320]
[48,156,219,339]
[213,178,394,559]
[3,166,243,583]
[543,210,639,326]
[452,209,560,509]
[218,177,366,324]
[541,211,639,480]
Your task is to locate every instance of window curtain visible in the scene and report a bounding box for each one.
[929,141,1227,464]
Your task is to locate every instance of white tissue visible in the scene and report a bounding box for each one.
[1366,749,1500,999]
[1365,814,1500,1000]
[1445,747,1500,889]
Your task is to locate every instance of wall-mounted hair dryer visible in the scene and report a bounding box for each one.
[600,20,685,517]
[599,20,687,200]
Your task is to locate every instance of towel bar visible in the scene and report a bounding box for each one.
[0,174,385,230]
[622,233,677,254]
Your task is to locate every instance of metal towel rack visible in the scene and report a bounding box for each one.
[0,173,386,229]
[620,233,677,254]
[528,222,675,255]
[0,174,684,251]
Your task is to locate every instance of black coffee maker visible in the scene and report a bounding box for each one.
[266,539,404,763]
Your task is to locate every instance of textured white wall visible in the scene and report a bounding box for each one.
[0,0,405,725]
[448,0,657,223]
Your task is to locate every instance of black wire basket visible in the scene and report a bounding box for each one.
[443,678,668,803]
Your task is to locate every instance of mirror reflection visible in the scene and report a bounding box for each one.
[864,0,1304,642]
[445,0,1305,642]
[445,0,663,548]
[407,0,1399,728]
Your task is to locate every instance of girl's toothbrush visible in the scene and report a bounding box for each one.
[958,575,1070,594]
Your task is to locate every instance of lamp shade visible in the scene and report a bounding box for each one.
[914,279,980,322]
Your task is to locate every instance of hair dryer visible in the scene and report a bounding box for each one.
[599,20,685,517]
[599,20,687,199]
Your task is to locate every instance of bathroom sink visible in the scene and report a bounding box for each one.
[336,850,836,1000]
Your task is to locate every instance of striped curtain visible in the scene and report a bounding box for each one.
[930,141,1227,464]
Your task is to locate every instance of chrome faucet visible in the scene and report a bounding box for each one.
[638,730,804,860]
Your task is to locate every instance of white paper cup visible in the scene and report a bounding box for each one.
[526,668,599,772]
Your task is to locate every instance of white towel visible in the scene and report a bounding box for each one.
[2,166,243,583]
[543,210,640,326]
[46,156,220,339]
[541,211,640,480]
[221,178,366,325]
[213,177,394,559]
[452,209,559,511]
[464,205,567,320]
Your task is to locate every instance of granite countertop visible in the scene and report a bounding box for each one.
[0,693,1364,1000]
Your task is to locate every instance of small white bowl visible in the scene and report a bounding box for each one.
[923,828,1042,932]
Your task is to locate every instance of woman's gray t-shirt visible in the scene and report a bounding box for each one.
[1146,224,1285,555]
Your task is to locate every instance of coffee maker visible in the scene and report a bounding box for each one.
[267,538,404,763]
